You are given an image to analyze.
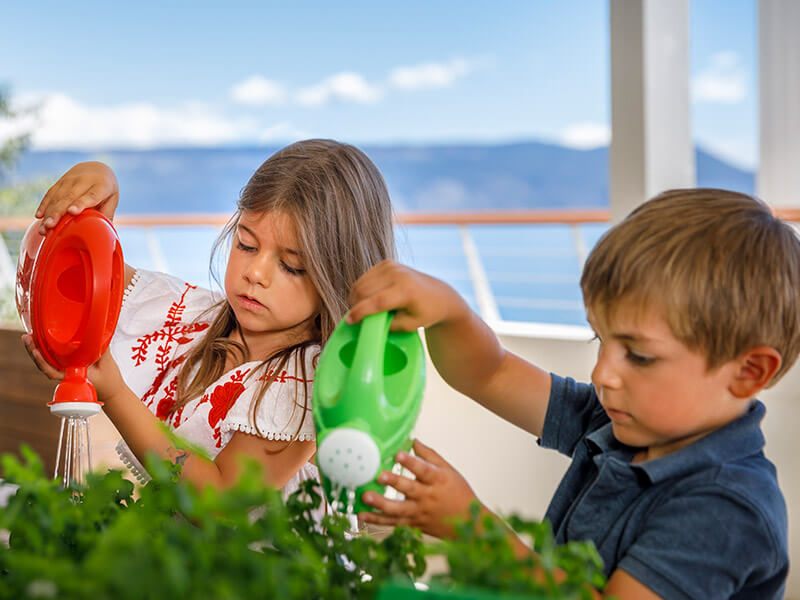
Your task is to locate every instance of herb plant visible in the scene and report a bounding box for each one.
[0,447,605,599]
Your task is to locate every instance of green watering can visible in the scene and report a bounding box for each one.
[312,311,425,514]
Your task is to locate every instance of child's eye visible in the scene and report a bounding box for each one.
[236,241,256,253]
[280,261,306,276]
[626,350,655,366]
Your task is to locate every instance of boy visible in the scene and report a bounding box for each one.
[347,189,800,599]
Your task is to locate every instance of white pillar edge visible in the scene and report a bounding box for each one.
[758,0,800,208]
[609,0,695,224]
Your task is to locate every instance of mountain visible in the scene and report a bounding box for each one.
[6,142,754,214]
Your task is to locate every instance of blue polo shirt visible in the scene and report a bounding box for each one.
[540,374,788,600]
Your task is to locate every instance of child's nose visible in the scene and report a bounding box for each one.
[244,256,273,287]
[591,346,622,390]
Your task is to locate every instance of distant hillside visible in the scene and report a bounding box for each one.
[7,142,754,214]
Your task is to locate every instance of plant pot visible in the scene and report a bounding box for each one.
[377,582,549,600]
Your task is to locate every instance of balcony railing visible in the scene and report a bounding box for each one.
[3,208,798,339]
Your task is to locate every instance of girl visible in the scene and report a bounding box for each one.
[24,139,395,516]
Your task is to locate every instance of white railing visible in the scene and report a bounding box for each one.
[3,208,798,340]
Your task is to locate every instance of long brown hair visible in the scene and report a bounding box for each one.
[171,139,396,438]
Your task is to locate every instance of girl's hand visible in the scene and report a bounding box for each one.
[21,334,63,381]
[36,161,119,234]
[22,335,126,404]
[358,439,480,540]
[86,350,126,404]
[347,260,469,331]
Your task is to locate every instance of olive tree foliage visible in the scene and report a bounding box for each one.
[0,87,53,326]
[0,87,51,215]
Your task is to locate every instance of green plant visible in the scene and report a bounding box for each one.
[0,85,53,329]
[0,446,425,600]
[0,447,606,599]
[428,505,605,599]
[0,86,31,173]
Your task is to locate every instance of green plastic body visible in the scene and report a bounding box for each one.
[312,311,425,514]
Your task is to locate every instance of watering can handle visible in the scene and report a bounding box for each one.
[81,236,114,356]
[342,311,393,401]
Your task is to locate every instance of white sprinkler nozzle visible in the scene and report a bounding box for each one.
[317,428,381,489]
[49,402,102,418]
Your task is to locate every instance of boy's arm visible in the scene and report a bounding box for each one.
[348,261,552,437]
[604,571,663,599]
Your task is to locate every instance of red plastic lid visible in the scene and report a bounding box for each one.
[16,210,125,406]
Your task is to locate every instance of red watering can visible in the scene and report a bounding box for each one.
[15,209,125,484]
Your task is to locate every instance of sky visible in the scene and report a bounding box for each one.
[1,0,757,168]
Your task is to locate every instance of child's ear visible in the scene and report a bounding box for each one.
[728,346,782,399]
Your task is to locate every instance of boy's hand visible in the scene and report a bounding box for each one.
[36,161,119,234]
[22,335,126,404]
[347,260,468,332]
[359,439,480,540]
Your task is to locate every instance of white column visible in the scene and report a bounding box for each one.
[758,0,800,208]
[609,0,695,223]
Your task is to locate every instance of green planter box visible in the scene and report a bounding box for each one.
[378,582,548,600]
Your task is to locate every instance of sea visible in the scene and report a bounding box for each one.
[5,142,755,326]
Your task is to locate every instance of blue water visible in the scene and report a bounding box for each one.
[10,143,754,214]
[10,143,753,326]
[115,221,605,326]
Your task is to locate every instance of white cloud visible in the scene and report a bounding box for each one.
[257,122,310,143]
[691,51,747,104]
[389,58,474,91]
[559,122,610,149]
[231,75,287,106]
[296,72,382,107]
[226,58,479,111]
[2,56,481,148]
[7,93,267,149]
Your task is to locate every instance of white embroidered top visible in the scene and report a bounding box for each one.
[109,268,322,511]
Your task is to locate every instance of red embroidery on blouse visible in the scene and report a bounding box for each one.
[195,369,250,448]
[170,403,186,429]
[256,369,314,384]
[130,283,209,367]
[142,354,186,410]
[155,376,179,421]
[132,282,212,421]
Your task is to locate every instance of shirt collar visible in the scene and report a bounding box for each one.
[585,400,766,484]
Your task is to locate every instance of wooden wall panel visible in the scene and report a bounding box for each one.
[0,328,60,475]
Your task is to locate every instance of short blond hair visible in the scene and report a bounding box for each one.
[581,188,800,385]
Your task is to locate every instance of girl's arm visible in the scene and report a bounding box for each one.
[104,380,314,489]
[22,344,314,490]
[347,260,551,438]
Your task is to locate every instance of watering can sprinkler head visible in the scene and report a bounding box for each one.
[312,311,425,514]
[16,209,125,484]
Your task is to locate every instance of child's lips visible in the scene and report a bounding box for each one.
[238,294,266,311]
[604,407,633,422]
